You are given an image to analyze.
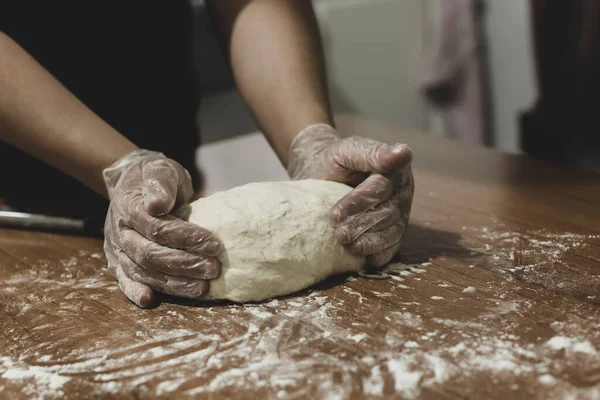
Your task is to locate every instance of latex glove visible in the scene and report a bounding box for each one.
[103,150,221,307]
[288,124,414,267]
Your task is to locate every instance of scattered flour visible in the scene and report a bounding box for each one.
[362,365,384,395]
[2,226,600,398]
[358,261,432,281]
[546,336,598,355]
[347,333,369,343]
[539,374,557,385]
[1,357,71,398]
[387,359,422,397]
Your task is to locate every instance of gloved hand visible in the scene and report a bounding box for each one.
[288,124,414,267]
[103,150,221,307]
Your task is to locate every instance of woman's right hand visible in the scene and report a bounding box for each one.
[103,150,222,307]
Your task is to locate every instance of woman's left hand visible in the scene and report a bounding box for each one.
[288,124,414,267]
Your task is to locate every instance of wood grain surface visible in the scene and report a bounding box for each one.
[1,114,599,399]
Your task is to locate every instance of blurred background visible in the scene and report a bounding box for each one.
[194,0,538,192]
[194,0,535,152]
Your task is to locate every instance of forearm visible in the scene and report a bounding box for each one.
[207,0,333,166]
[0,32,138,198]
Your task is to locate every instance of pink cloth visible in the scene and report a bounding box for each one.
[423,0,485,145]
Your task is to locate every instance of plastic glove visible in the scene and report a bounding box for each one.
[103,150,221,307]
[288,124,414,267]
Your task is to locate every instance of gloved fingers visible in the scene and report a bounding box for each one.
[118,251,209,298]
[124,195,222,256]
[114,266,155,308]
[392,185,415,221]
[141,159,177,216]
[331,174,393,224]
[334,200,401,244]
[168,160,196,209]
[141,158,194,216]
[330,137,413,175]
[388,189,412,241]
[120,229,220,279]
[366,242,401,267]
[345,224,404,256]
[398,166,414,188]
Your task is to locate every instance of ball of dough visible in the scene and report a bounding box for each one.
[180,180,364,302]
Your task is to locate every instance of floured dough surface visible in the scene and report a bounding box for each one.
[182,180,364,302]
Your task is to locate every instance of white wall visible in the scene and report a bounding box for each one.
[317,0,538,152]
[484,0,537,153]
[315,0,429,132]
[198,0,432,143]
[198,0,537,153]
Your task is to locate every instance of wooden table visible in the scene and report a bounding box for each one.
[1,115,599,399]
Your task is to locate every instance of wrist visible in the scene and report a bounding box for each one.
[287,123,339,180]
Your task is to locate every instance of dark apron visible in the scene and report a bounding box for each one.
[0,1,201,218]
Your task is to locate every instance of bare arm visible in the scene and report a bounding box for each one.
[207,0,333,166]
[0,32,224,308]
[0,31,138,198]
[208,2,414,268]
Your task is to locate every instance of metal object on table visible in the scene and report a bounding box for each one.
[0,210,104,237]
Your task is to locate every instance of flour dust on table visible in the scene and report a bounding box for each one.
[178,180,365,302]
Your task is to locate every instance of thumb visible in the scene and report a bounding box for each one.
[142,159,193,216]
[331,138,413,175]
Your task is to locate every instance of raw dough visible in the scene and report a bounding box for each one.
[180,180,364,302]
